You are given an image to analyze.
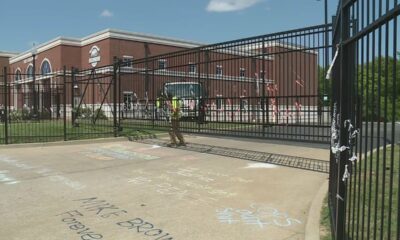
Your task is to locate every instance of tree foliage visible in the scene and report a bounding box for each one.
[357,54,400,121]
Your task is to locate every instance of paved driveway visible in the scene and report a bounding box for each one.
[0,138,327,240]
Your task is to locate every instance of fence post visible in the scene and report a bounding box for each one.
[71,67,75,125]
[197,49,201,133]
[113,60,118,137]
[4,67,8,144]
[118,60,122,127]
[152,60,155,129]
[63,66,67,141]
[262,38,266,137]
[335,0,351,239]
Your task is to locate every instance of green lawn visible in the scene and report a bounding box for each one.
[0,118,258,144]
[352,145,399,239]
[320,195,332,240]
[320,145,399,239]
[0,120,166,144]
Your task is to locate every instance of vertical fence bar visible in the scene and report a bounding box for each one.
[262,38,266,137]
[113,61,118,137]
[63,66,67,141]
[152,60,155,129]
[118,60,122,128]
[197,49,201,133]
[71,67,75,125]
[4,67,8,144]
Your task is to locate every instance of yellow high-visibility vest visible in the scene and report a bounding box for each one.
[156,98,161,108]
[171,96,181,119]
[172,96,180,110]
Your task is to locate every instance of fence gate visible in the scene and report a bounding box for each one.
[329,0,399,239]
[67,65,118,140]
[118,24,333,143]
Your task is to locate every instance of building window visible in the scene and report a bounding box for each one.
[216,94,224,110]
[122,56,133,68]
[189,63,197,74]
[41,60,51,75]
[27,65,34,79]
[123,92,133,110]
[239,68,246,77]
[216,65,223,76]
[260,70,265,79]
[15,70,22,81]
[158,59,167,70]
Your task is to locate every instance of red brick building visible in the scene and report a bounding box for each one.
[3,29,319,122]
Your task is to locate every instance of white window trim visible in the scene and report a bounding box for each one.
[239,68,246,78]
[188,62,197,74]
[15,68,22,82]
[26,64,34,80]
[158,59,167,70]
[40,58,52,75]
[216,94,224,109]
[122,55,134,68]
[216,65,223,76]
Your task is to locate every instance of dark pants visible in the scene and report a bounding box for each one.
[169,119,185,144]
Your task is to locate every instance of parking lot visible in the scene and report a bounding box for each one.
[0,136,328,240]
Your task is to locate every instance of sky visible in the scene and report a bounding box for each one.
[0,0,339,53]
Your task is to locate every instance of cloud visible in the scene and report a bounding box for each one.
[206,0,261,12]
[100,9,113,17]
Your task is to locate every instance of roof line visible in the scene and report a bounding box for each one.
[9,29,205,63]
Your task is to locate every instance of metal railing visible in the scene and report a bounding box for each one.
[118,24,333,143]
[329,0,400,239]
[1,24,332,145]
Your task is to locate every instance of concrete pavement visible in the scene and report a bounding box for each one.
[0,137,328,240]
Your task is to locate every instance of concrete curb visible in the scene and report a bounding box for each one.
[305,179,329,240]
[0,131,171,149]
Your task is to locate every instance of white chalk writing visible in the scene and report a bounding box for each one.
[216,204,302,229]
[0,155,85,190]
[0,170,19,185]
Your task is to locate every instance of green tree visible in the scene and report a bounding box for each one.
[318,66,332,106]
[357,54,400,121]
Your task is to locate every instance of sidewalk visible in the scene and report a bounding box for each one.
[0,137,328,240]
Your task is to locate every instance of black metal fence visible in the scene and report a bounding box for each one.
[329,0,400,239]
[0,67,118,144]
[0,1,399,239]
[117,24,332,143]
[1,24,332,145]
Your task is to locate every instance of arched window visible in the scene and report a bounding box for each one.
[15,69,22,81]
[41,60,51,75]
[27,65,34,79]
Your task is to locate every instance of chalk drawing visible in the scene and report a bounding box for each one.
[127,176,191,201]
[244,163,278,169]
[84,145,159,161]
[227,177,254,183]
[166,167,253,183]
[127,174,223,205]
[216,204,301,229]
[0,156,34,170]
[166,168,215,183]
[138,145,162,151]
[0,170,19,185]
[0,155,85,190]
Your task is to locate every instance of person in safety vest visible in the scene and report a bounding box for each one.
[156,92,165,120]
[168,94,186,147]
